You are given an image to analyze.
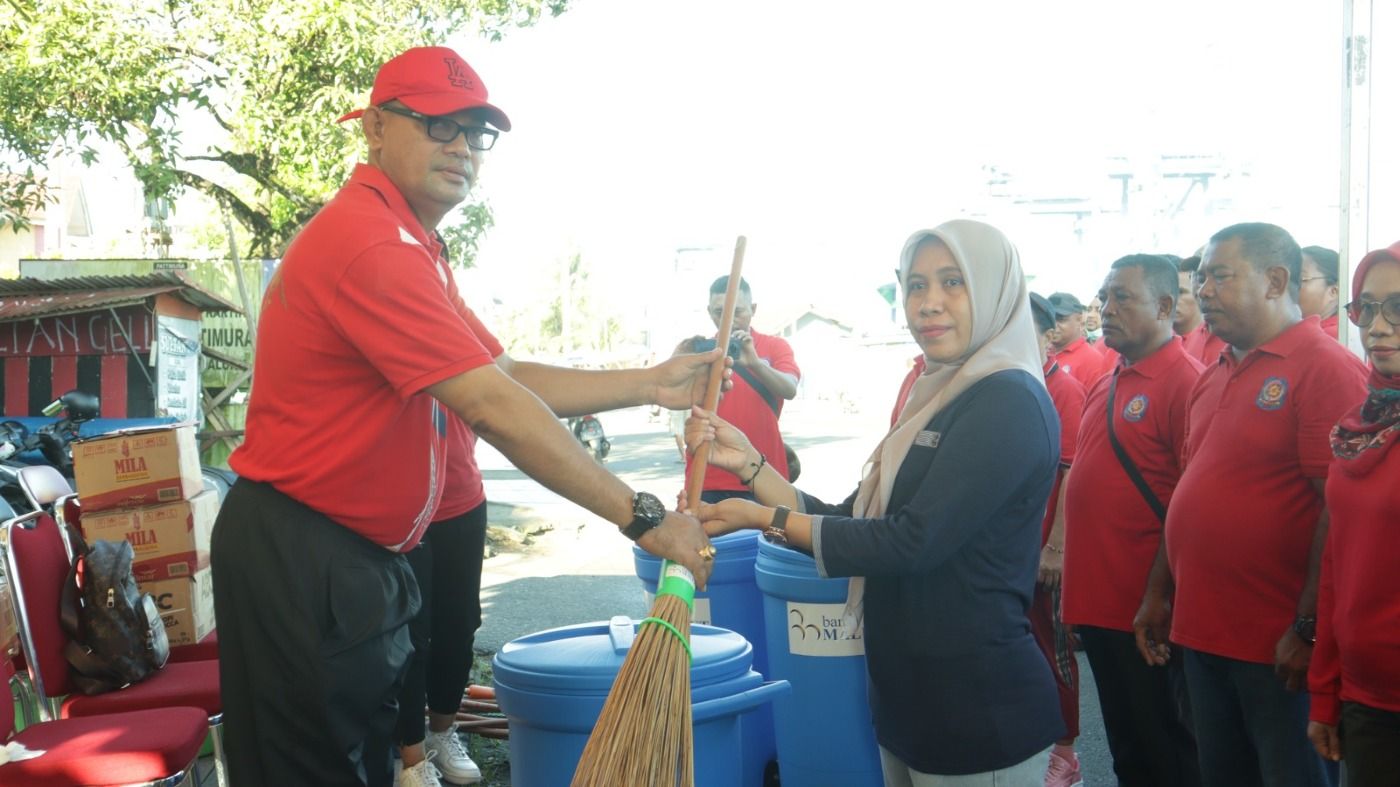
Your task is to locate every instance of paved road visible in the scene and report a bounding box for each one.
[475,401,1115,783]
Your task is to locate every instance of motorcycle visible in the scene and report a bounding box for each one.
[0,389,101,513]
[566,414,610,461]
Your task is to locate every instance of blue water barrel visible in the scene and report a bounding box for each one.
[755,537,882,786]
[493,616,789,787]
[635,530,773,787]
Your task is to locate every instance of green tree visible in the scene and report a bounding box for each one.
[0,0,564,265]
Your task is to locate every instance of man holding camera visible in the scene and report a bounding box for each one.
[678,275,800,502]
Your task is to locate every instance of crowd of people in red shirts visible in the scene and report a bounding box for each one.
[1011,225,1399,787]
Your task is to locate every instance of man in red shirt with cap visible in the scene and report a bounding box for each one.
[1049,292,1111,388]
[1061,255,1204,787]
[1028,292,1086,787]
[1156,223,1367,787]
[212,46,722,787]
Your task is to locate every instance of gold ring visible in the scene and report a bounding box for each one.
[698,545,717,561]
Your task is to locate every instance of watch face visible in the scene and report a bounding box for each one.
[635,492,666,525]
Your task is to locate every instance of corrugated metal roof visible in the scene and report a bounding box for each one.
[0,272,242,321]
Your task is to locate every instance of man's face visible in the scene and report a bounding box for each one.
[1053,311,1084,348]
[1100,266,1168,361]
[1085,297,1102,332]
[710,292,755,333]
[1197,237,1277,348]
[366,105,486,227]
[1174,270,1201,333]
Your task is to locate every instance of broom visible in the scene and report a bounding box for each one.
[571,236,747,787]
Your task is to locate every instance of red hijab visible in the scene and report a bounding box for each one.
[1331,242,1400,475]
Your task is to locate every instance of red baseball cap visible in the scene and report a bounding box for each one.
[337,46,511,131]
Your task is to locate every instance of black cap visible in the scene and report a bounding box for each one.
[1029,292,1056,331]
[1048,292,1086,318]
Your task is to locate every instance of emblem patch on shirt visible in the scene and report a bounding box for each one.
[914,430,941,448]
[1123,393,1149,422]
[1256,377,1289,411]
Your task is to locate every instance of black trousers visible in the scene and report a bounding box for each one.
[1078,625,1201,787]
[211,479,421,787]
[394,502,488,746]
[1341,702,1400,787]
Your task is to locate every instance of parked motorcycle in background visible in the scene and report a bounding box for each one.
[566,415,610,461]
[0,389,100,513]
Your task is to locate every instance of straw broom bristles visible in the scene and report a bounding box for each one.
[572,568,696,786]
[572,237,747,787]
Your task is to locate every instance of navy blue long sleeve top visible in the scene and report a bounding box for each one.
[806,369,1066,775]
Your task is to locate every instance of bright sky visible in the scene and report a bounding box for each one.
[448,0,1398,339]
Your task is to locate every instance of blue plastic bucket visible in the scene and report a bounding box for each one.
[755,537,882,786]
[492,616,789,787]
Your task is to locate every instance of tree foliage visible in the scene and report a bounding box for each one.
[0,0,565,265]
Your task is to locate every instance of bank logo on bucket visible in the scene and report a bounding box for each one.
[786,602,864,657]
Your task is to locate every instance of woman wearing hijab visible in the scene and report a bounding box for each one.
[688,220,1065,783]
[1306,241,1400,786]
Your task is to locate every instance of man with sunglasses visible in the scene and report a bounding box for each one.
[1162,223,1367,787]
[212,47,722,787]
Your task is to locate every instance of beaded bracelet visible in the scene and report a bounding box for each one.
[741,453,768,486]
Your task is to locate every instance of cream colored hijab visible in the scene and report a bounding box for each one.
[842,219,1043,630]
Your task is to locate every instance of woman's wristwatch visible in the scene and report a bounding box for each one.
[764,505,791,544]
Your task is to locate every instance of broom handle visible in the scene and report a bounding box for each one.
[685,236,746,513]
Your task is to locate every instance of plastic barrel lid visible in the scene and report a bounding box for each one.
[756,535,819,573]
[493,618,753,695]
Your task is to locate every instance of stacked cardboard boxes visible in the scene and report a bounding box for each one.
[73,424,215,647]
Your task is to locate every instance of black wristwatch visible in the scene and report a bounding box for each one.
[1292,615,1317,645]
[621,492,666,541]
[764,505,791,544]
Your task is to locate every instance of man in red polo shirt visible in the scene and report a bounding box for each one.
[1175,254,1227,366]
[1160,223,1367,787]
[1062,255,1204,787]
[680,276,800,501]
[1049,291,1111,387]
[212,47,720,787]
[1028,292,1087,786]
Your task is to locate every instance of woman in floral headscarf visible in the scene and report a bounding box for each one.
[687,219,1064,784]
[1307,240,1400,786]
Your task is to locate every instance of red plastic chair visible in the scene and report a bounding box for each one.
[3,511,225,784]
[0,660,207,786]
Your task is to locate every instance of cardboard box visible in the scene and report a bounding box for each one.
[73,423,202,512]
[79,490,218,583]
[140,568,215,648]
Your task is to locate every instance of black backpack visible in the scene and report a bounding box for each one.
[59,527,170,695]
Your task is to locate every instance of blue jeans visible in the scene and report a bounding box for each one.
[1181,648,1335,787]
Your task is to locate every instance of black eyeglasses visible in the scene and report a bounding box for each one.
[379,106,498,151]
[1346,294,1400,328]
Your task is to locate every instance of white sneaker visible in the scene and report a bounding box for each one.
[424,724,482,785]
[398,753,443,787]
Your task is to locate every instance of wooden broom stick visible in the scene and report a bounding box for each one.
[572,236,746,787]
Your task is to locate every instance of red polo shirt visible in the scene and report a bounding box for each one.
[1054,337,1109,388]
[1165,318,1368,663]
[437,304,504,520]
[1309,444,1400,725]
[1040,360,1086,542]
[691,330,800,491]
[232,164,498,551]
[1319,313,1339,341]
[1062,337,1203,631]
[1181,322,1227,367]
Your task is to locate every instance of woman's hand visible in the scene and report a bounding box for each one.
[694,499,769,537]
[684,406,755,475]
